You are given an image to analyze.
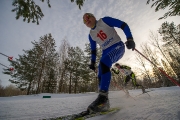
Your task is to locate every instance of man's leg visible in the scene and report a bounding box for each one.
[87,42,125,113]
[87,57,112,113]
[99,42,125,92]
[131,73,145,93]
[131,73,138,89]
[123,76,130,97]
[98,65,102,90]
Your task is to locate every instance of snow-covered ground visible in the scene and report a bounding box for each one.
[0,86,180,120]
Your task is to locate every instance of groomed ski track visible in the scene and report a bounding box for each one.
[0,86,180,120]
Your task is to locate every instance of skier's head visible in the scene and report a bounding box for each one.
[115,63,120,67]
[83,13,96,28]
[114,63,121,69]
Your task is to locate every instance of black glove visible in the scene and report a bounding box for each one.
[125,39,135,51]
[89,61,95,71]
[111,68,116,72]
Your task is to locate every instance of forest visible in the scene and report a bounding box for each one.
[0,0,180,96]
[0,21,180,97]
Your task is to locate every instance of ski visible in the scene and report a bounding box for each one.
[45,107,120,120]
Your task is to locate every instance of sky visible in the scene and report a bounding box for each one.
[0,86,180,119]
[0,0,180,87]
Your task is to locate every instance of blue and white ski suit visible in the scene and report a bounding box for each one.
[88,16,133,91]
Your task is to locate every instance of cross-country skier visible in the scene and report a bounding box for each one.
[111,63,145,93]
[83,13,135,113]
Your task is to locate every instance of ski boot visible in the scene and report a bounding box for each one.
[87,90,110,114]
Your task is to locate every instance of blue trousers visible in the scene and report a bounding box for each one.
[98,41,125,92]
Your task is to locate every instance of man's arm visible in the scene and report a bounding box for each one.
[102,16,133,40]
[89,35,97,63]
[121,65,131,70]
[111,68,119,74]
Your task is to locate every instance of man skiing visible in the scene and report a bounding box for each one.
[83,13,135,113]
[111,63,145,93]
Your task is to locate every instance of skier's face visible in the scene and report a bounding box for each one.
[83,13,96,28]
[116,65,121,69]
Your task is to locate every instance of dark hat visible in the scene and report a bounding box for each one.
[115,63,120,66]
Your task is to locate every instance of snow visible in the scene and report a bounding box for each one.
[0,86,180,120]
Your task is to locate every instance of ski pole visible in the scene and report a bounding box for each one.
[134,48,180,87]
[0,63,14,71]
[111,79,136,100]
[0,52,13,61]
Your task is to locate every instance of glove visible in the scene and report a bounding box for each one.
[89,61,95,71]
[125,39,135,51]
[111,68,116,72]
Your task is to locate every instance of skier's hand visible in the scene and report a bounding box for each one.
[125,39,135,51]
[89,61,95,71]
[111,68,116,72]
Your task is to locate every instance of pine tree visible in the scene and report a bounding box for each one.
[3,33,58,94]
[159,22,180,47]
[57,39,70,93]
[147,0,180,19]
[161,59,175,86]
[34,33,58,94]
[3,48,40,95]
[11,0,85,24]
[64,46,86,93]
[168,52,180,84]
